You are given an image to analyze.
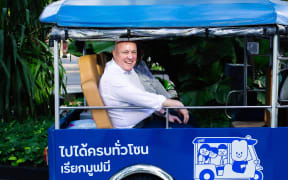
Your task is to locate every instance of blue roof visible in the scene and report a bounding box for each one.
[40,0,288,28]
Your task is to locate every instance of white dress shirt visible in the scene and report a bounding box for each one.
[99,59,166,128]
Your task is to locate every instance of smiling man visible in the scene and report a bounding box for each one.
[99,41,190,129]
[113,41,137,71]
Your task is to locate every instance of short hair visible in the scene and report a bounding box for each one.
[199,144,210,150]
[218,144,228,149]
[210,147,218,154]
[115,40,136,46]
[113,41,137,52]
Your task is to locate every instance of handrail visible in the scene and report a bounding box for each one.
[224,89,266,119]
[60,105,272,129]
[277,105,288,108]
[278,56,288,61]
[59,105,271,110]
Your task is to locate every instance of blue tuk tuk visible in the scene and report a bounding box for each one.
[40,0,288,179]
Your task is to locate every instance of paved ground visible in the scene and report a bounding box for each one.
[61,54,82,94]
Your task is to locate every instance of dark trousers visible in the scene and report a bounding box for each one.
[134,110,199,128]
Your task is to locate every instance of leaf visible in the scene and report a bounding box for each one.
[211,61,222,79]
[5,59,11,109]
[1,8,7,28]
[0,31,9,78]
[16,158,26,164]
[24,147,31,150]
[9,35,18,64]
[257,92,266,105]
[32,63,41,78]
[215,84,231,104]
[25,9,30,25]
[90,41,115,54]
[35,37,50,51]
[8,156,17,161]
[0,29,4,61]
[19,25,26,48]
[11,162,18,166]
[67,40,86,56]
[179,91,197,106]
[17,54,33,94]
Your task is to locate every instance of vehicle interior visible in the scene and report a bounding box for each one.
[62,35,288,129]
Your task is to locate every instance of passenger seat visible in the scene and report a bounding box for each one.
[78,54,113,128]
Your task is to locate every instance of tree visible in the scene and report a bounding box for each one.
[0,0,65,120]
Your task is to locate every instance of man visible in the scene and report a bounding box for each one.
[99,41,189,128]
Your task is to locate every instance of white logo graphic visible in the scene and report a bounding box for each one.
[192,135,263,180]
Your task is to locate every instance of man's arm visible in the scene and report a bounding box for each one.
[162,99,189,124]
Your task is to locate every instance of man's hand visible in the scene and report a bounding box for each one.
[177,108,189,124]
[168,114,182,124]
[162,99,189,124]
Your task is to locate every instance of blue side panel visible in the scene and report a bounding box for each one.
[48,127,288,179]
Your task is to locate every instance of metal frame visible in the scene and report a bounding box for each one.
[271,34,280,128]
[243,37,248,106]
[54,40,60,129]
[53,28,284,129]
[224,89,266,119]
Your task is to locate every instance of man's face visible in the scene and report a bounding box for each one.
[113,42,137,71]
[200,148,209,156]
[209,151,217,158]
[218,149,227,156]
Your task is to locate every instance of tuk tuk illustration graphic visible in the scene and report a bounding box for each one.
[193,135,263,180]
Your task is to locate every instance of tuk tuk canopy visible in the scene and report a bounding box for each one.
[40,0,288,40]
[41,0,288,28]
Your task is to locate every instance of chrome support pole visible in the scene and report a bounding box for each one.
[83,42,87,107]
[243,37,248,106]
[271,34,279,128]
[165,108,169,129]
[54,40,60,129]
[82,42,86,55]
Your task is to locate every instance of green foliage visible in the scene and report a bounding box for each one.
[249,39,270,105]
[66,37,269,127]
[90,41,115,54]
[0,116,53,167]
[63,97,84,107]
[141,37,271,127]
[140,38,237,127]
[68,40,114,56]
[0,0,65,120]
[150,62,165,71]
[195,109,231,128]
